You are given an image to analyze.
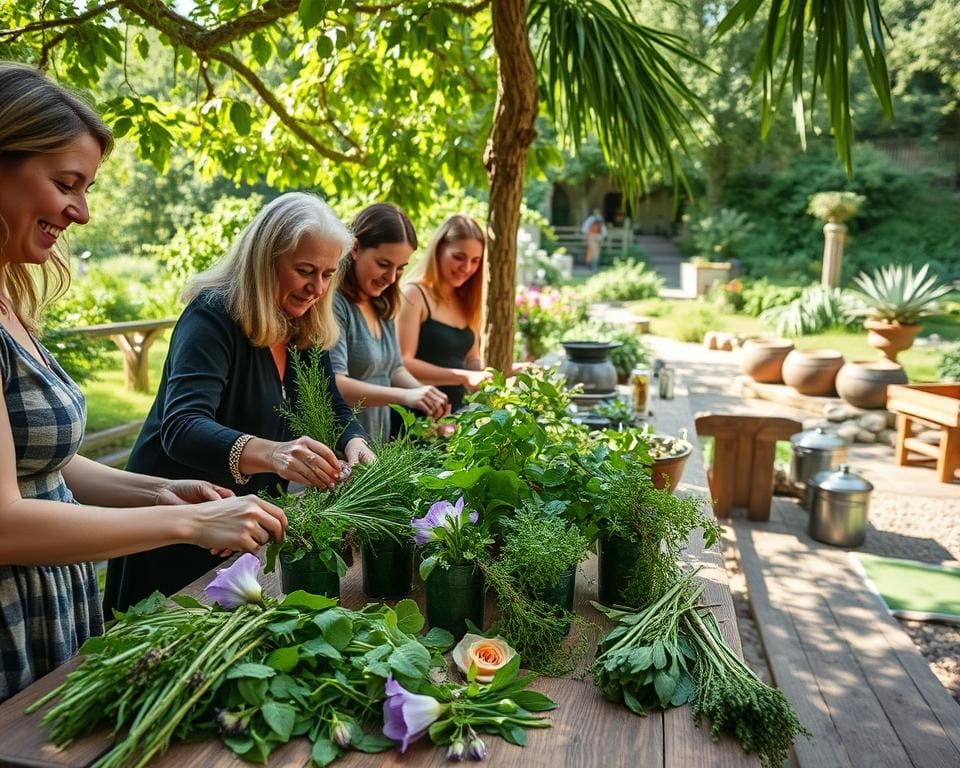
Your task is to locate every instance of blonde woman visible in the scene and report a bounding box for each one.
[104,192,373,613]
[0,62,286,702]
[397,214,490,412]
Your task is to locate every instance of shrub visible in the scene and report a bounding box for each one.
[740,279,804,317]
[582,259,663,302]
[673,303,717,343]
[938,346,960,382]
[681,207,752,261]
[760,285,865,336]
[706,278,746,312]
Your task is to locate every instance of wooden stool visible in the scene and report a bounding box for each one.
[695,413,803,521]
[887,384,960,483]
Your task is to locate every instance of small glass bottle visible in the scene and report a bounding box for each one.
[630,366,651,416]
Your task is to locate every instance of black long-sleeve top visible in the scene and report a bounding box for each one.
[103,291,365,613]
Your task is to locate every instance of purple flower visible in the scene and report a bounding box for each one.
[467,735,487,760]
[411,497,473,545]
[203,553,263,609]
[382,674,446,753]
[447,738,466,761]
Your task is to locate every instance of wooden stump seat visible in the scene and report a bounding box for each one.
[695,412,803,521]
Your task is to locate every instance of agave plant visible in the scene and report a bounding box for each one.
[852,264,952,325]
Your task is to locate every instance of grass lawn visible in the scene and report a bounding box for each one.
[82,339,167,432]
[624,297,953,383]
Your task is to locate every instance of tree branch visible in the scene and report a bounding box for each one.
[354,0,490,15]
[0,1,120,40]
[207,47,362,164]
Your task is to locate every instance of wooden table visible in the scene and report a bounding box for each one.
[0,387,760,767]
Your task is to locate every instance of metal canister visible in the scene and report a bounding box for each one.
[807,464,873,547]
[789,427,848,509]
[630,366,650,415]
[658,367,675,400]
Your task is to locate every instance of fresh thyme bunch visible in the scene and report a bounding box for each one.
[278,347,351,448]
[682,605,810,768]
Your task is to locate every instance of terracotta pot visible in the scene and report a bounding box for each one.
[781,349,845,396]
[648,437,694,492]
[740,338,794,383]
[864,320,921,362]
[835,360,908,410]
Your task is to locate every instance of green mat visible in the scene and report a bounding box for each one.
[851,553,960,625]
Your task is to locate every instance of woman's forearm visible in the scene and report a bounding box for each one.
[402,356,472,386]
[334,374,410,408]
[63,455,167,507]
[0,498,193,565]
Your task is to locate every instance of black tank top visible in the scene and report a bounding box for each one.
[413,284,474,411]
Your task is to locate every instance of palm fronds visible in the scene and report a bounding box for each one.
[529,0,709,200]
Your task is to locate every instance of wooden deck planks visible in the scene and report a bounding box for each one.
[735,502,960,768]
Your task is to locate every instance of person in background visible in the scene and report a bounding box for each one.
[581,208,607,271]
[397,214,490,413]
[331,203,449,441]
[0,61,286,702]
[103,193,371,614]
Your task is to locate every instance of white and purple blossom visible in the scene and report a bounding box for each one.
[203,553,264,609]
[411,497,476,545]
[382,674,447,753]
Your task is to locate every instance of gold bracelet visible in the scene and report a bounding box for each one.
[228,434,254,486]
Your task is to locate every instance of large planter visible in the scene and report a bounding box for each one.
[646,435,694,492]
[680,261,732,297]
[279,551,340,599]
[835,360,909,410]
[559,341,621,394]
[597,534,640,605]
[864,320,922,363]
[361,537,414,599]
[425,564,485,639]
[781,349,845,396]
[740,338,794,384]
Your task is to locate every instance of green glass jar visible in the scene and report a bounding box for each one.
[279,550,340,599]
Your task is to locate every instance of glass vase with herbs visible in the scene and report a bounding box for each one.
[414,496,492,639]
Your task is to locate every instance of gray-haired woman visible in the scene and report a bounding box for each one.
[104,192,374,614]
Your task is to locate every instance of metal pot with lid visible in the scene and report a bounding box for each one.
[807,464,873,547]
[789,426,848,509]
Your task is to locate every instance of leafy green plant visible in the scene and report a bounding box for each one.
[682,207,752,262]
[760,285,864,336]
[851,263,952,324]
[740,279,804,317]
[807,191,864,223]
[498,505,589,593]
[594,398,633,427]
[582,259,664,302]
[672,302,717,343]
[938,345,960,382]
[706,278,745,312]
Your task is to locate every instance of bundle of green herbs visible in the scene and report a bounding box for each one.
[480,504,593,676]
[30,580,448,766]
[591,570,808,768]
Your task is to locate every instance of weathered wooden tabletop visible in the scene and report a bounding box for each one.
[0,387,760,767]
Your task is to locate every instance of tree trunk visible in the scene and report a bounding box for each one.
[481,0,539,373]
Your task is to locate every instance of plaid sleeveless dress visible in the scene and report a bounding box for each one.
[0,325,101,702]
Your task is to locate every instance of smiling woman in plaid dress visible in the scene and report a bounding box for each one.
[0,63,289,702]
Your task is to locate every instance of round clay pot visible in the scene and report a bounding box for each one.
[864,320,921,363]
[835,360,908,410]
[740,338,794,383]
[781,349,845,396]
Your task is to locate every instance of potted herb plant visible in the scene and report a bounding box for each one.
[415,497,491,639]
[850,263,952,362]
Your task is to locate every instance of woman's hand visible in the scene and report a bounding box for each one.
[155,479,234,506]
[462,369,493,392]
[343,437,376,466]
[269,436,342,489]
[190,495,287,553]
[403,385,450,419]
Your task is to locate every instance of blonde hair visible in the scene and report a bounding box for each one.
[411,214,485,329]
[0,61,113,334]
[184,193,353,349]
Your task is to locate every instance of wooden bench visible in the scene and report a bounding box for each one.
[887,383,960,483]
[695,413,802,521]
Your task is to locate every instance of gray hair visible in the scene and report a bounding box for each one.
[185,192,354,349]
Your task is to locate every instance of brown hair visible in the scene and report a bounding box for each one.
[338,202,417,321]
[0,61,113,334]
[412,214,485,330]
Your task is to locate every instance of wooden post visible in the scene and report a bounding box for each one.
[110,328,166,391]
